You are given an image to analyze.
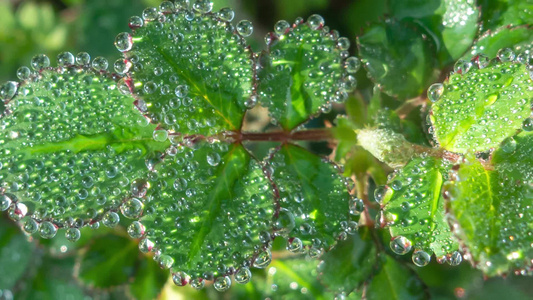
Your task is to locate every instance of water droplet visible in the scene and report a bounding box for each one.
[274,208,295,235]
[274,20,290,35]
[307,14,324,30]
[235,267,252,284]
[159,1,175,13]
[92,57,108,71]
[57,52,75,66]
[206,152,221,166]
[453,59,472,74]
[9,202,27,220]
[121,198,144,219]
[374,186,387,204]
[218,7,235,22]
[522,117,533,132]
[190,278,205,290]
[115,32,133,52]
[476,54,490,69]
[128,221,145,238]
[0,81,18,101]
[143,7,159,21]
[412,250,431,267]
[139,237,154,253]
[391,180,403,191]
[501,137,517,153]
[337,37,350,51]
[237,20,253,37]
[254,249,272,268]
[427,83,444,102]
[390,236,412,255]
[76,52,91,65]
[129,16,144,28]
[0,194,13,211]
[344,57,360,74]
[158,254,174,269]
[66,228,81,242]
[102,211,120,227]
[286,237,303,253]
[153,129,169,142]
[23,219,38,234]
[497,48,516,62]
[39,221,57,239]
[193,0,213,13]
[245,95,258,108]
[16,67,31,80]
[114,59,132,74]
[448,251,462,266]
[349,197,364,215]
[309,247,322,258]
[214,276,232,291]
[30,54,50,71]
[172,271,189,286]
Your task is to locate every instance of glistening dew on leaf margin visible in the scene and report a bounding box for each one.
[0,0,362,292]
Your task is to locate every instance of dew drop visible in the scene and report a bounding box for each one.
[0,194,13,211]
[153,129,169,142]
[23,219,38,234]
[193,0,213,13]
[127,221,145,238]
[286,237,303,253]
[253,249,272,268]
[143,7,159,21]
[337,37,350,51]
[0,81,18,101]
[390,236,412,255]
[158,254,174,269]
[214,276,232,292]
[412,250,431,267]
[206,152,221,166]
[172,271,189,286]
[344,57,361,74]
[16,67,31,80]
[121,198,144,219]
[235,267,252,284]
[390,180,403,191]
[57,52,75,66]
[349,197,364,215]
[501,137,517,153]
[31,54,50,70]
[373,185,387,204]
[92,57,108,71]
[273,208,295,235]
[159,1,175,13]
[453,59,472,74]
[76,52,91,65]
[39,221,57,239]
[115,32,133,52]
[237,20,253,37]
[218,7,235,22]
[139,237,154,253]
[190,278,205,290]
[65,228,81,242]
[497,48,516,62]
[274,20,290,35]
[129,16,144,29]
[522,117,533,132]
[307,14,324,30]
[448,251,462,266]
[427,83,444,102]
[476,54,490,69]
[114,59,132,74]
[102,211,120,227]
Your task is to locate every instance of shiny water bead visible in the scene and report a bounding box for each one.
[129,16,144,28]
[337,37,350,51]
[91,57,108,71]
[158,254,174,269]
[115,32,133,52]
[121,198,144,219]
[373,186,387,204]
[412,250,431,267]
[23,219,38,234]
[344,56,361,74]
[237,20,253,37]
[274,20,290,35]
[427,83,444,102]
[16,66,31,80]
[244,95,258,108]
[497,47,516,62]
[139,237,154,253]
[39,221,57,239]
[57,52,75,66]
[143,7,159,21]
[172,271,189,286]
[307,14,324,30]
[206,152,221,166]
[522,118,533,131]
[190,278,205,290]
[114,59,132,74]
[9,202,28,221]
[193,0,213,13]
[218,7,235,22]
[390,236,412,255]
[453,59,472,74]
[31,54,50,70]
[287,237,303,253]
[476,54,490,69]
[127,221,145,238]
[349,197,364,216]
[153,129,169,142]
[213,276,231,292]
[65,228,81,242]
[501,137,517,153]
[0,81,17,100]
[234,267,251,284]
[102,211,120,227]
[448,251,462,266]
[273,208,295,235]
[159,1,175,13]
[75,52,91,65]
[253,249,272,268]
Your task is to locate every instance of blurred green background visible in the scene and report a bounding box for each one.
[1,0,533,299]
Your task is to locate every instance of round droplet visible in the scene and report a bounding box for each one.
[139,237,154,253]
[65,228,81,242]
[497,47,516,62]
[373,186,387,204]
[287,238,303,253]
[235,267,251,284]
[31,54,50,70]
[427,83,444,102]
[453,59,472,74]
[128,221,145,238]
[237,20,253,37]
[0,194,13,211]
[205,152,221,167]
[193,0,213,13]
[218,7,235,21]
[121,198,144,219]
[102,211,120,227]
[448,251,462,266]
[273,208,295,235]
[522,117,533,132]
[23,219,38,234]
[158,254,174,269]
[143,7,159,21]
[412,250,431,267]
[349,197,364,215]
[0,81,18,101]
[309,247,322,258]
[274,20,290,35]
[159,1,175,13]
[307,14,324,30]
[114,59,132,74]
[253,249,272,268]
[129,16,144,28]
[190,278,205,290]
[390,236,412,255]
[16,67,31,80]
[39,221,57,239]
[92,57,108,71]
[153,129,168,142]
[245,95,258,108]
[214,276,232,292]
[476,54,490,69]
[172,271,189,286]
[76,52,91,65]
[337,37,350,51]
[115,32,133,52]
[501,137,517,153]
[57,52,75,66]
[344,57,361,74]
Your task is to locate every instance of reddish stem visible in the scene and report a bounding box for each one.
[234,128,334,143]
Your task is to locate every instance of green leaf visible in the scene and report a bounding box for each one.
[0,217,35,290]
[357,19,438,99]
[461,25,533,61]
[430,61,533,153]
[318,230,377,294]
[366,255,427,300]
[126,8,254,136]
[480,0,533,31]
[447,133,533,276]
[140,141,274,281]
[76,234,139,287]
[391,0,480,65]
[382,157,458,259]
[269,144,351,251]
[258,16,357,129]
[0,64,169,236]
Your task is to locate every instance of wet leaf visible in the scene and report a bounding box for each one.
[462,25,533,61]
[480,0,533,31]
[430,61,533,153]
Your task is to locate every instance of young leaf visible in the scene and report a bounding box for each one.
[480,0,533,31]
[139,141,275,283]
[461,25,533,61]
[381,157,458,260]
[258,16,358,129]
[430,60,533,153]
[269,144,351,252]
[0,63,169,238]
[390,0,480,65]
[357,19,438,99]
[447,133,533,276]
[125,7,254,136]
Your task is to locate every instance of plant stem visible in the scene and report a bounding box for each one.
[233,128,335,143]
[394,96,426,119]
